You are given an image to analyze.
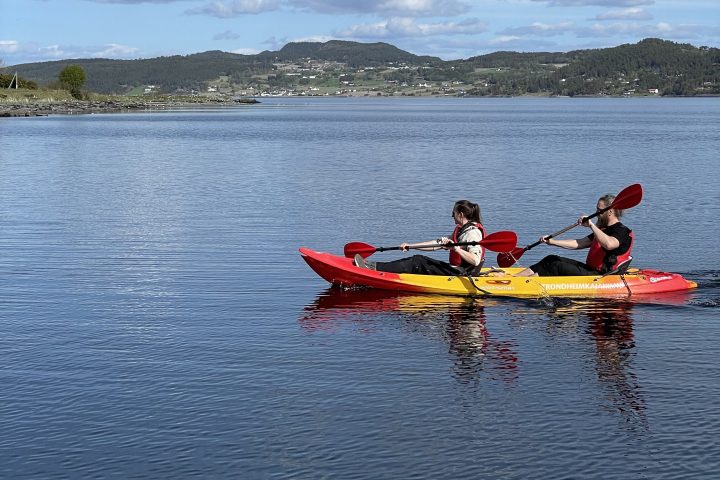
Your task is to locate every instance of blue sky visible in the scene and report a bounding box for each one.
[1,0,718,66]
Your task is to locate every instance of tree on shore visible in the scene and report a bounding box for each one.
[59,65,86,99]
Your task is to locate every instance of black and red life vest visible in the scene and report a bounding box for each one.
[585,230,634,273]
[449,222,486,267]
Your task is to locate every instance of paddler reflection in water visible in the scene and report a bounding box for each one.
[586,301,647,430]
[516,194,634,277]
[447,299,518,384]
[354,200,485,275]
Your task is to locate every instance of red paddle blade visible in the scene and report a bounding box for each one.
[343,242,377,259]
[479,230,518,253]
[611,183,643,210]
[496,247,525,268]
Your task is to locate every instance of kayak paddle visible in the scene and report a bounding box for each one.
[345,230,518,259]
[496,183,643,268]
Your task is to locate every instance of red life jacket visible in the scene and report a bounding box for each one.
[585,229,634,273]
[449,222,486,267]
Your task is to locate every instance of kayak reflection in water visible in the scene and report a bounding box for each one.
[355,200,485,276]
[300,290,518,384]
[516,194,633,277]
[446,299,518,384]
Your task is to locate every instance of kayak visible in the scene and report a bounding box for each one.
[299,247,697,298]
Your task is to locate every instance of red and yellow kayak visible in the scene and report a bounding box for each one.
[299,247,697,298]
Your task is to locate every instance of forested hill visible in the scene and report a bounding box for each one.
[552,38,720,96]
[271,40,441,66]
[5,51,279,94]
[448,38,719,95]
[3,41,442,93]
[3,38,719,96]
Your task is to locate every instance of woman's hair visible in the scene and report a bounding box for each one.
[599,194,623,218]
[453,200,482,223]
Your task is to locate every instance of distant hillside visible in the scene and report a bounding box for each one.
[551,38,720,95]
[3,41,441,94]
[3,38,719,96]
[271,40,442,67]
[2,51,272,94]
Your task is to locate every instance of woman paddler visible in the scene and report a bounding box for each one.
[354,200,485,275]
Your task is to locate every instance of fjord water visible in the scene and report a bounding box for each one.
[1,98,718,479]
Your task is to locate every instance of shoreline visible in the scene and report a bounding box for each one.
[0,97,260,117]
[2,94,715,117]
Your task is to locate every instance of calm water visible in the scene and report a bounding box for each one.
[1,98,719,479]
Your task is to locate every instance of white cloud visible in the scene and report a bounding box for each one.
[339,22,392,38]
[594,7,652,20]
[37,45,66,58]
[287,35,335,43]
[470,35,564,54]
[187,0,281,17]
[0,40,21,53]
[376,0,470,15]
[584,21,645,36]
[288,0,470,16]
[0,41,55,65]
[86,0,192,3]
[491,35,523,45]
[531,0,653,6]
[1,41,145,65]
[338,17,487,39]
[580,21,702,38]
[501,21,575,37]
[93,43,141,58]
[188,0,468,18]
[230,47,262,54]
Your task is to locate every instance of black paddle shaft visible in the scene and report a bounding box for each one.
[377,240,485,252]
[523,206,608,252]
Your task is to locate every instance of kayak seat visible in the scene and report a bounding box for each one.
[603,256,633,276]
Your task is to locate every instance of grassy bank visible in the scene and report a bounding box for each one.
[0,88,258,117]
[1,88,78,103]
[0,88,196,104]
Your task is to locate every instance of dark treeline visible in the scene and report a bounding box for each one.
[2,51,275,94]
[550,38,720,96]
[3,38,719,96]
[271,40,441,67]
[452,39,720,96]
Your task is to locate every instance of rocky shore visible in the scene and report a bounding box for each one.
[0,97,260,117]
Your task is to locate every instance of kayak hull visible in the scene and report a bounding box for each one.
[299,247,697,298]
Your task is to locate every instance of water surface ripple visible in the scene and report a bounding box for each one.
[1,98,718,479]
